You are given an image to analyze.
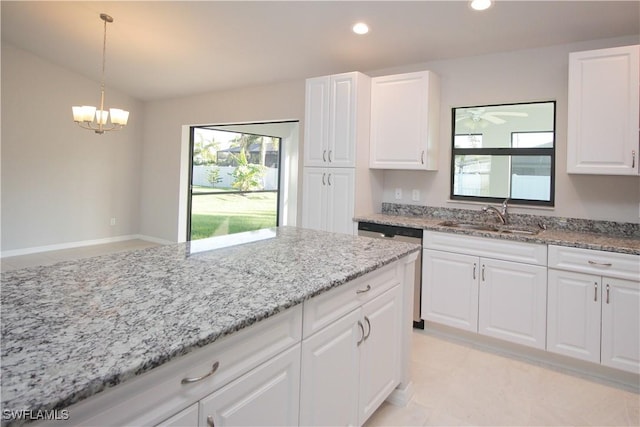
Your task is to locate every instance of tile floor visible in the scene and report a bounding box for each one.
[366,331,640,426]
[3,240,639,426]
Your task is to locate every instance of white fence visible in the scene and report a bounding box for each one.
[192,165,278,190]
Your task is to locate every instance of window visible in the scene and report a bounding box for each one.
[451,101,555,206]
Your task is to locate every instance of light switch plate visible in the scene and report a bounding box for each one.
[395,188,402,200]
[412,189,420,202]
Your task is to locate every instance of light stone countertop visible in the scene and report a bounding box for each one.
[0,226,420,422]
[355,213,640,256]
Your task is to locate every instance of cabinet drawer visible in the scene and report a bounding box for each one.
[62,305,302,427]
[424,231,547,266]
[303,261,400,338]
[548,245,640,281]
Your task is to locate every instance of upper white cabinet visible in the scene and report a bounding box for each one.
[369,70,440,170]
[304,72,369,168]
[567,45,639,175]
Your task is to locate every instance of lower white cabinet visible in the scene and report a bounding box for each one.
[199,345,301,427]
[300,282,402,426]
[422,233,547,350]
[548,271,640,373]
[301,167,355,234]
[156,403,198,427]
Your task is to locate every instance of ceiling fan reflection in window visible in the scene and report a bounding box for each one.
[456,107,528,130]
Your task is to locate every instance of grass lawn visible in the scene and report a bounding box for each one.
[190,191,277,240]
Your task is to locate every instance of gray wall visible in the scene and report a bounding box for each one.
[373,36,640,222]
[1,43,144,252]
[2,35,638,252]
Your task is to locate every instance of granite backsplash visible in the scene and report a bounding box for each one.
[381,203,640,239]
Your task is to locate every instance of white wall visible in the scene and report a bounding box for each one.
[140,82,305,242]
[371,36,640,223]
[1,43,144,252]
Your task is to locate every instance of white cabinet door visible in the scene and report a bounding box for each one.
[299,309,361,427]
[325,168,355,234]
[304,76,330,167]
[301,167,328,231]
[199,345,301,427]
[328,73,358,167]
[155,403,198,427]
[601,277,640,374]
[547,269,601,363]
[301,167,355,235]
[304,72,362,168]
[478,259,547,349]
[567,45,639,175]
[359,285,401,425]
[370,70,440,170]
[422,249,479,332]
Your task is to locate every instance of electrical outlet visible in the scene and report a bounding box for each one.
[110,217,117,226]
[412,189,420,202]
[394,188,402,200]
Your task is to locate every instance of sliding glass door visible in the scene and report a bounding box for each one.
[187,127,280,241]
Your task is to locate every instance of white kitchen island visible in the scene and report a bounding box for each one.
[1,227,419,426]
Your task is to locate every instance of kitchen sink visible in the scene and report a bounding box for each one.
[438,221,540,235]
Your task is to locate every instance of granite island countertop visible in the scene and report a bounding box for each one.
[355,213,640,255]
[0,226,420,422]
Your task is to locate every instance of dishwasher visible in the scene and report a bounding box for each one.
[357,222,424,329]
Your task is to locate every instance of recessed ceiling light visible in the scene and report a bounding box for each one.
[352,22,369,35]
[470,0,492,11]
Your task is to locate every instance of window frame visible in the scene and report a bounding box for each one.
[449,101,556,207]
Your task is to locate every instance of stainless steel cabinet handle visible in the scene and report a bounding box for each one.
[473,263,476,280]
[421,151,425,165]
[328,150,333,162]
[633,150,636,168]
[327,173,332,186]
[481,265,485,281]
[594,282,598,302]
[364,316,371,341]
[357,321,365,346]
[207,415,215,427]
[588,260,612,267]
[606,284,610,304]
[322,173,326,185]
[181,361,219,384]
[356,284,371,294]
[323,150,327,162]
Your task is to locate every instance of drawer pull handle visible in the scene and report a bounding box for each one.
[207,415,215,427]
[588,260,612,267]
[606,284,610,304]
[594,282,598,302]
[364,316,371,341]
[181,361,219,384]
[356,284,371,294]
[357,321,365,346]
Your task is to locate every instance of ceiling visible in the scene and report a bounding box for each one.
[2,1,638,102]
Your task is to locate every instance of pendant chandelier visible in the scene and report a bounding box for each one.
[72,13,129,134]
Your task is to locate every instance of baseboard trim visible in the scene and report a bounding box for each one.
[386,380,414,407]
[1,234,173,258]
[421,321,640,393]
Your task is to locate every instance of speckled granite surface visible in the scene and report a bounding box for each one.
[356,207,640,256]
[0,227,419,421]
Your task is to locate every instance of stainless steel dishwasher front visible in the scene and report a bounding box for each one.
[357,221,424,329]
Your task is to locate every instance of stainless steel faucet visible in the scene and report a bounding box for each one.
[482,199,509,224]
